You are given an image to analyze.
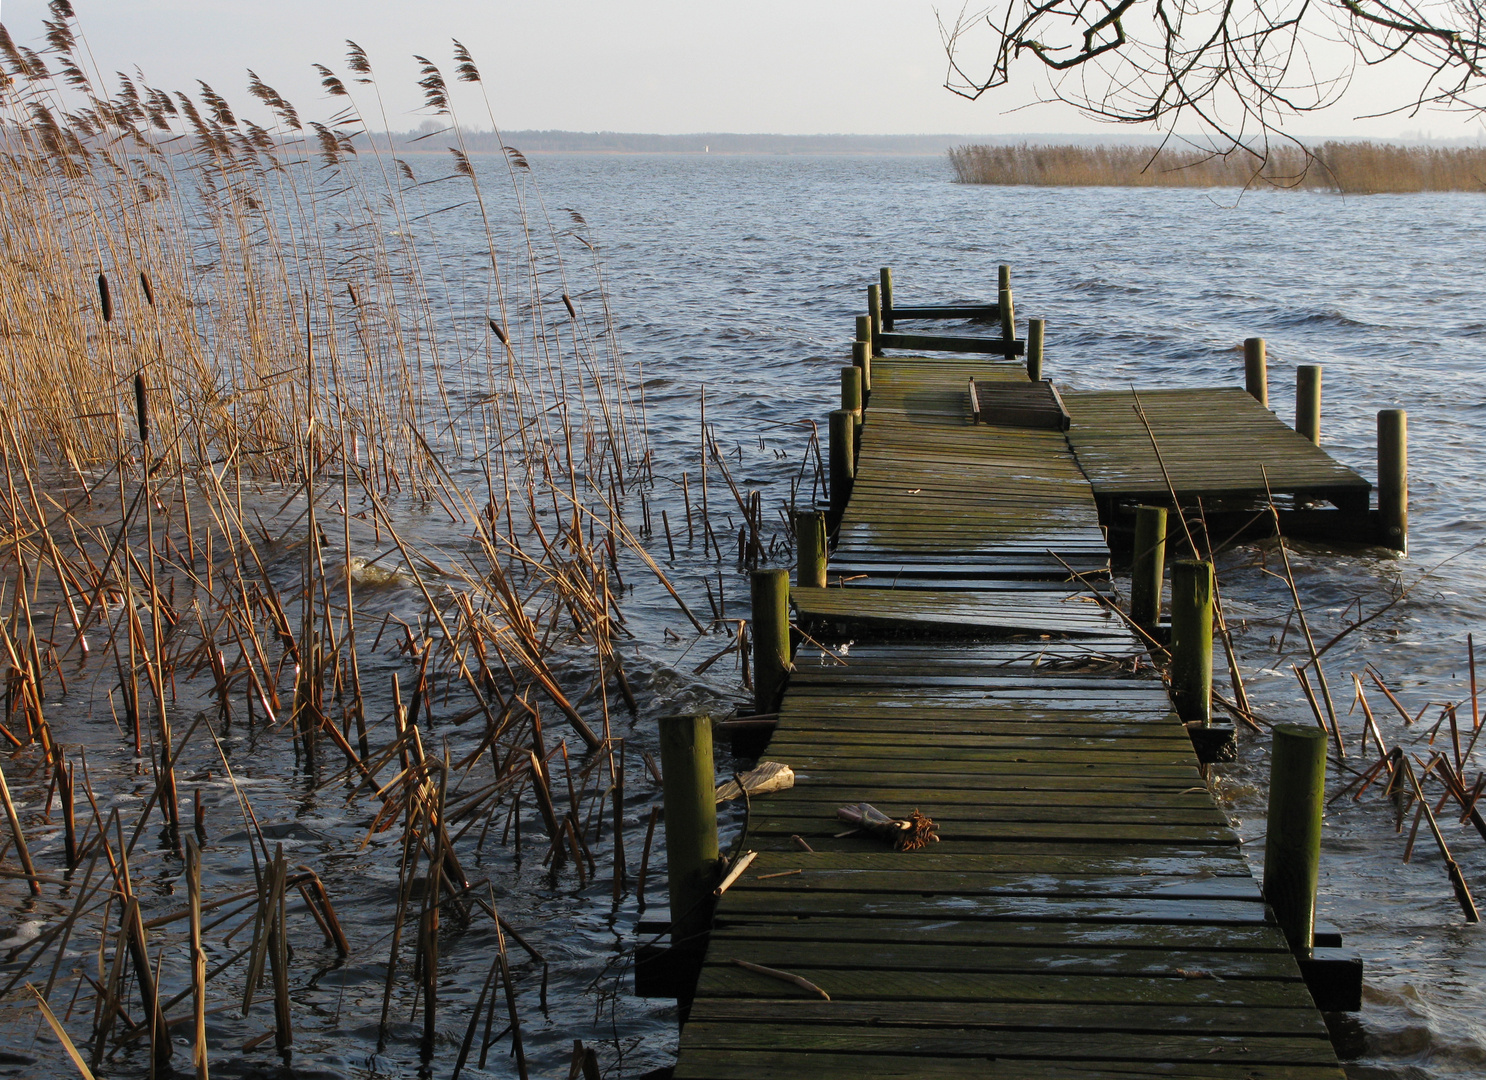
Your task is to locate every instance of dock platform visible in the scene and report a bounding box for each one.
[668,350,1370,1079]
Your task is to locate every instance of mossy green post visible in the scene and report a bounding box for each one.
[1130,505,1167,639]
[851,340,872,393]
[750,568,791,715]
[856,314,875,358]
[1378,409,1407,553]
[794,510,827,589]
[1244,338,1268,408]
[1262,724,1327,956]
[1027,319,1045,381]
[1169,559,1213,724]
[879,267,894,330]
[828,408,854,529]
[1296,365,1321,444]
[999,286,1015,342]
[998,264,1010,291]
[842,365,864,444]
[658,715,720,948]
[867,283,882,339]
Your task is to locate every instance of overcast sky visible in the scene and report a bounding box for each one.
[3,1,1477,139]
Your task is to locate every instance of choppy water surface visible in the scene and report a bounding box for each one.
[529,154,1486,1080]
[9,154,1485,1078]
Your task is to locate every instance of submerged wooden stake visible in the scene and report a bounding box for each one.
[1296,365,1321,444]
[1130,505,1167,640]
[794,511,827,589]
[1263,725,1327,955]
[1168,559,1213,725]
[1378,409,1407,552]
[750,568,791,715]
[657,715,719,948]
[1244,338,1268,407]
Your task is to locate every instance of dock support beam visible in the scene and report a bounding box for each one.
[750,568,792,715]
[1169,559,1213,724]
[795,511,827,589]
[1244,338,1268,408]
[1130,505,1167,641]
[828,409,854,530]
[1026,319,1045,382]
[1378,409,1407,553]
[879,267,894,330]
[1296,365,1321,445]
[659,715,720,949]
[1263,724,1326,956]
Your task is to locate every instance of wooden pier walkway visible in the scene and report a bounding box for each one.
[669,352,1369,1079]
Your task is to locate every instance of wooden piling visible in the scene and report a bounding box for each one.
[999,286,1015,342]
[998,264,1010,292]
[1296,365,1321,445]
[750,568,791,715]
[1244,338,1268,408]
[794,511,827,590]
[851,340,872,393]
[1026,319,1044,381]
[828,409,854,529]
[856,314,874,359]
[841,366,863,414]
[1262,724,1327,955]
[867,284,882,339]
[657,715,720,947]
[1378,409,1407,553]
[879,267,893,330]
[1130,506,1167,640]
[1168,559,1213,724]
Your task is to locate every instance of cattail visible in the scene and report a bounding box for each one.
[97,271,112,322]
[138,270,154,307]
[562,293,577,320]
[488,319,508,346]
[133,372,148,444]
[347,282,359,307]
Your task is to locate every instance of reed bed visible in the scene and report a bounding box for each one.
[0,3,725,1075]
[949,141,1486,193]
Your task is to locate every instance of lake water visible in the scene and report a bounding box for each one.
[523,153,1486,1080]
[8,152,1484,1079]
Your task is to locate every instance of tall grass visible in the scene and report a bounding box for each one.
[0,3,675,1074]
[948,141,1486,193]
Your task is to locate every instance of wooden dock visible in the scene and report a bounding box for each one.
[666,341,1374,1077]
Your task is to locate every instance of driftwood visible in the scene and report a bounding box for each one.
[715,761,794,803]
[836,802,939,851]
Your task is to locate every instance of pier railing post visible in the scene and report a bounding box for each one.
[867,283,882,339]
[658,715,720,949]
[856,314,876,359]
[1296,365,1321,445]
[1169,559,1213,724]
[1378,409,1407,553]
[1026,319,1045,381]
[750,568,792,714]
[879,267,894,330]
[794,510,827,589]
[828,409,855,530]
[1244,338,1268,408]
[1130,505,1167,640]
[1262,724,1327,956]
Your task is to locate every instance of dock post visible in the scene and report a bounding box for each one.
[1169,559,1213,724]
[828,409,854,530]
[658,715,720,949]
[998,264,1010,291]
[1026,319,1045,381]
[1130,505,1167,640]
[1296,365,1322,444]
[867,284,882,339]
[856,314,876,358]
[1262,724,1327,956]
[794,510,827,589]
[879,267,893,330]
[851,341,872,394]
[999,286,1015,342]
[841,365,864,444]
[1244,338,1268,408]
[1378,409,1407,553]
[750,568,791,715]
